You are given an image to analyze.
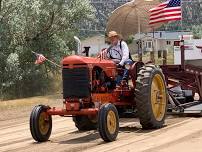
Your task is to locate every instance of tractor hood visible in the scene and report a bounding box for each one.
[62,55,116,66]
[62,55,116,77]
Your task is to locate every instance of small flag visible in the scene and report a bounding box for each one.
[98,48,108,60]
[33,52,47,64]
[149,0,182,26]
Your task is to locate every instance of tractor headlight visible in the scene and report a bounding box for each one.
[125,63,131,70]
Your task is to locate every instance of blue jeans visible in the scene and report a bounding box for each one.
[116,59,133,85]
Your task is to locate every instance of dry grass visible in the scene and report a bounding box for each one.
[0,94,62,111]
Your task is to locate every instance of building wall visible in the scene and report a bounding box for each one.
[157,39,175,51]
[131,38,176,53]
[81,35,109,56]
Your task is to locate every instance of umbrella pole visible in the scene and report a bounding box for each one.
[150,28,155,63]
[138,14,142,62]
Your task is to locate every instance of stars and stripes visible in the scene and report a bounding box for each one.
[149,0,182,26]
[33,52,47,64]
[98,48,109,60]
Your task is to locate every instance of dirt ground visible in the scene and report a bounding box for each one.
[0,95,202,152]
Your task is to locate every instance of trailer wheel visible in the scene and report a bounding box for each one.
[98,103,119,142]
[135,65,168,129]
[30,105,52,142]
[73,116,97,131]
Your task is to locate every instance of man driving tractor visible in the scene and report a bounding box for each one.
[101,31,133,84]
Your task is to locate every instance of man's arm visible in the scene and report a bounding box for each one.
[119,41,129,66]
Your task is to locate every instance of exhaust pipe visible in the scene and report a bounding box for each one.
[74,36,81,55]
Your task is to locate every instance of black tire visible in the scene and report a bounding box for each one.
[73,116,97,131]
[135,65,168,129]
[98,103,119,142]
[117,107,125,116]
[30,105,52,142]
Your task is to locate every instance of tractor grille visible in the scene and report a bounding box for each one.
[62,67,90,98]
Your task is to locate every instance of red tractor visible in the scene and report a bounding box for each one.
[30,55,168,142]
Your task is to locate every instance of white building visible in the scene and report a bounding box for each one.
[132,31,192,53]
[81,35,109,56]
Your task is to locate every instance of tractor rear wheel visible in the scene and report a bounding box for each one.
[30,105,52,142]
[135,65,168,129]
[73,116,97,131]
[98,103,119,142]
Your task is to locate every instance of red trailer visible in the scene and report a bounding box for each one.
[160,38,202,114]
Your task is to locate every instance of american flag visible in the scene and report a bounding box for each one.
[149,0,182,26]
[33,52,47,64]
[98,48,109,60]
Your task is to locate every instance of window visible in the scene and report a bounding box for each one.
[146,41,152,49]
[166,41,171,45]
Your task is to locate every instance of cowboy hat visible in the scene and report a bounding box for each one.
[108,31,120,38]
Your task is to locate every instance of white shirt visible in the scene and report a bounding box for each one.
[107,40,129,66]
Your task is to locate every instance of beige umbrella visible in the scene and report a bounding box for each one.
[106,0,161,39]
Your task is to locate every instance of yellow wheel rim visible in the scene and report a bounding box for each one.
[107,110,117,134]
[151,74,167,121]
[39,112,50,135]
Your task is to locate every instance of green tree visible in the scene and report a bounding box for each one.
[192,25,202,39]
[0,0,95,99]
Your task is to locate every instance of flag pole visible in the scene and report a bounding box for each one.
[32,51,62,68]
[45,58,61,68]
[180,0,183,31]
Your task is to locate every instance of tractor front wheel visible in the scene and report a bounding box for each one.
[135,65,168,129]
[30,105,52,142]
[98,103,119,142]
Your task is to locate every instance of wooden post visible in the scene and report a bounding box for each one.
[163,50,167,65]
[158,51,162,58]
[138,53,142,62]
[151,28,155,64]
[180,36,185,69]
[138,40,142,62]
[150,51,155,63]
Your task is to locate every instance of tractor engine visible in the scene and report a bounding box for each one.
[92,67,116,93]
[61,55,117,101]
